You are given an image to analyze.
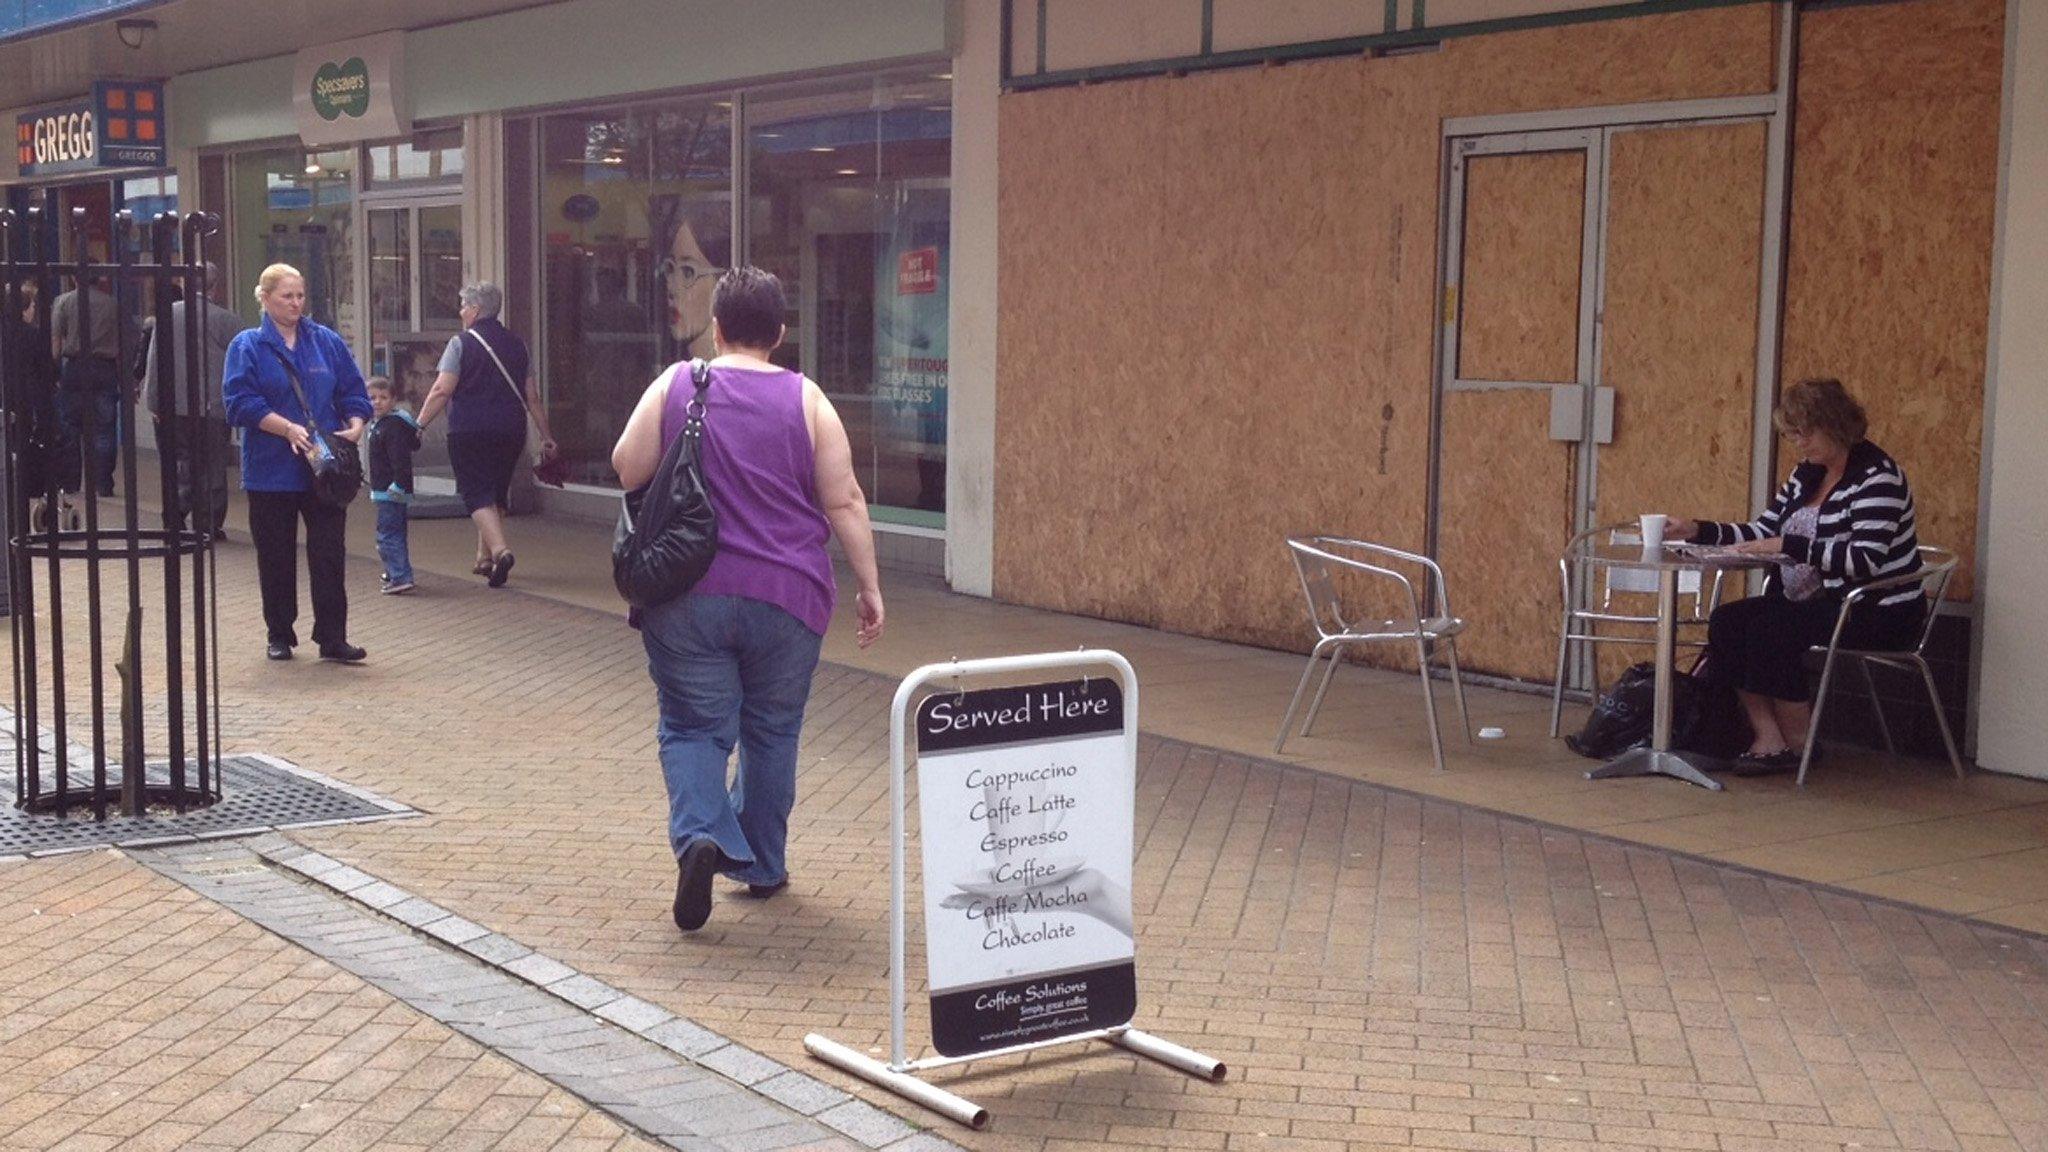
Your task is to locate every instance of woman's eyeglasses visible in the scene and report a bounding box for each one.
[657,257,720,288]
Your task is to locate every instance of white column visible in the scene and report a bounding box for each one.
[462,112,506,287]
[945,0,999,597]
[1976,0,2048,777]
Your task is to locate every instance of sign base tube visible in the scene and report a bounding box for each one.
[1109,1028,1228,1082]
[803,1033,990,1130]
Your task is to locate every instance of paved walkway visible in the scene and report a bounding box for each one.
[8,523,2048,1150]
[366,502,2048,938]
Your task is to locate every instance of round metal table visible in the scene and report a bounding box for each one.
[1575,541,1775,791]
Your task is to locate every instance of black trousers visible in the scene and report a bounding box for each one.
[160,415,232,534]
[1701,590,1923,702]
[248,489,349,648]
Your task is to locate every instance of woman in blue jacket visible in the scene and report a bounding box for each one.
[221,264,374,663]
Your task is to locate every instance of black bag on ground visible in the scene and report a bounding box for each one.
[1566,660,1753,760]
[613,359,718,610]
[1566,662,1656,759]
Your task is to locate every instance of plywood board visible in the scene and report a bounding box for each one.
[1444,2,1774,113]
[997,3,1816,670]
[1436,388,1579,681]
[1042,0,1203,72]
[1779,0,2003,600]
[1596,122,1763,529]
[997,56,1444,652]
[1456,149,1585,384]
[1591,121,1766,680]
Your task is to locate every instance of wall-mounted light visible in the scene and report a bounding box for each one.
[115,18,155,50]
[304,161,323,176]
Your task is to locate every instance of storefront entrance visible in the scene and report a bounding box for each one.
[1432,119,1770,685]
[367,195,464,492]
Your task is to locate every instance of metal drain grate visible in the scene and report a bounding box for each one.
[1,753,414,857]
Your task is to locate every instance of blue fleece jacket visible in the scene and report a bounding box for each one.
[222,315,373,493]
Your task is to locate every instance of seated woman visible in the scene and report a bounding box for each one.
[1665,378,1924,774]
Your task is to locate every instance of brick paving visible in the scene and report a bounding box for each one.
[0,849,664,1152]
[8,545,2048,1149]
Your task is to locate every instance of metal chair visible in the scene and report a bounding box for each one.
[1549,523,1728,738]
[1799,545,1965,787]
[1275,536,1472,773]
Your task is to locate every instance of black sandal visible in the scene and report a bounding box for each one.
[488,551,515,588]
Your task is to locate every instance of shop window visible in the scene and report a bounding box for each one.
[367,127,466,186]
[745,73,952,526]
[538,100,732,487]
[229,148,357,344]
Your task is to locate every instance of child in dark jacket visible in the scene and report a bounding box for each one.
[366,377,422,594]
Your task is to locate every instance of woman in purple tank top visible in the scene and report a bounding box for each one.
[611,267,885,932]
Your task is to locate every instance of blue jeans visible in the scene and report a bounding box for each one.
[374,501,413,584]
[641,594,823,885]
[55,358,119,494]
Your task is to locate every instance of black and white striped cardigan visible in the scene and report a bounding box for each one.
[1690,439,1923,610]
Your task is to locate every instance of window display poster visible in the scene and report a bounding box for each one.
[915,679,1136,1058]
[873,184,948,457]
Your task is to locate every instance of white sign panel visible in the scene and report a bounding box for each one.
[294,32,409,147]
[915,678,1136,1057]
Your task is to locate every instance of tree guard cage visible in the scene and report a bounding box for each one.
[1,206,225,818]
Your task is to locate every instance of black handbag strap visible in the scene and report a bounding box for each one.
[658,359,711,468]
[266,345,321,431]
[629,360,711,531]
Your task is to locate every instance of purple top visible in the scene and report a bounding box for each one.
[661,362,835,635]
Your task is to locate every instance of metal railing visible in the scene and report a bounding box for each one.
[1,205,225,817]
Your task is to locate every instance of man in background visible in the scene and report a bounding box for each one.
[145,262,247,538]
[50,263,129,506]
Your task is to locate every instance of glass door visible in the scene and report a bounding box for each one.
[365,196,463,491]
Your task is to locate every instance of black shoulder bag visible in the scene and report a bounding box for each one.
[270,347,363,509]
[613,360,718,609]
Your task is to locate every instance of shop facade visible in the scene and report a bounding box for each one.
[976,0,2040,770]
[4,0,957,554]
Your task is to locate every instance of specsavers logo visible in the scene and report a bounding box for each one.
[310,57,371,121]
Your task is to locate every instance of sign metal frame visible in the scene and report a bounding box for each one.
[804,649,1224,1129]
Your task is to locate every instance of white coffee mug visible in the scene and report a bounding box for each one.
[1639,513,1666,550]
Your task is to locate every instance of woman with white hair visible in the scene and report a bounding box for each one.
[418,281,556,587]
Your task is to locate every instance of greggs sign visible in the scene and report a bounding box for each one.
[16,82,167,176]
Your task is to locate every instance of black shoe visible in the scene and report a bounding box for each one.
[742,879,789,900]
[266,641,293,661]
[318,643,368,664]
[673,838,721,931]
[1733,748,1801,777]
[488,551,515,588]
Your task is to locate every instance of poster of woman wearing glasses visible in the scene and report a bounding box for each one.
[650,194,731,363]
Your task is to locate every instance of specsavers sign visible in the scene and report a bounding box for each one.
[915,679,1137,1058]
[293,32,408,146]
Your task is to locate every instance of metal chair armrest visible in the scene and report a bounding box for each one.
[1838,565,1937,609]
[1292,537,1428,628]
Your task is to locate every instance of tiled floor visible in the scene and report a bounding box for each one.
[353,499,2048,937]
[9,486,2048,1150]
